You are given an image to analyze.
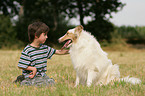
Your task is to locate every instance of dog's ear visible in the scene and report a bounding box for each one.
[77,25,83,29]
[75,25,83,33]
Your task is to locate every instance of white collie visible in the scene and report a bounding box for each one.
[59,25,141,87]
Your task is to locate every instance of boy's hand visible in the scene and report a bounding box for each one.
[18,66,37,79]
[29,67,37,78]
[60,50,69,54]
[28,71,35,78]
[29,74,35,78]
[55,50,69,55]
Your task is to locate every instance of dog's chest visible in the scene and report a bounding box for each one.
[69,45,87,65]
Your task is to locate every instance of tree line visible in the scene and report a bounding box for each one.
[114,26,145,44]
[2,0,144,49]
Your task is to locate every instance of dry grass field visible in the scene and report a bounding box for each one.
[0,46,145,96]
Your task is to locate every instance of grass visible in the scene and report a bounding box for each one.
[0,47,145,96]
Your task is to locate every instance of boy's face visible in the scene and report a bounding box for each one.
[37,32,48,44]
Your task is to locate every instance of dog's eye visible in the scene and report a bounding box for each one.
[66,33,69,35]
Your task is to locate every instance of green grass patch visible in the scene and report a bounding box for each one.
[0,49,144,96]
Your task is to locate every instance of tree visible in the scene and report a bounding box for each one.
[16,0,72,44]
[0,14,16,48]
[60,0,124,26]
[0,0,22,17]
[60,0,125,41]
[16,0,125,44]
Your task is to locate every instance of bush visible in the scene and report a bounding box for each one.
[115,26,145,44]
[0,15,24,49]
[85,19,114,42]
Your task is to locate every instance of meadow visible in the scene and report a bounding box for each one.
[0,46,145,96]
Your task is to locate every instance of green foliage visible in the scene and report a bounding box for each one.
[0,15,24,49]
[135,26,145,39]
[15,0,125,44]
[15,16,72,45]
[59,0,125,41]
[0,15,15,48]
[0,0,22,17]
[86,18,114,42]
[114,26,145,44]
[61,0,125,25]
[15,17,30,44]
[15,0,74,44]
[3,0,145,48]
[116,26,139,39]
[84,0,124,41]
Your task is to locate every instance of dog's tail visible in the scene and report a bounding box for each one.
[120,76,141,84]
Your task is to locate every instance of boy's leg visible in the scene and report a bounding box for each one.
[43,74,55,86]
[26,74,55,86]
[19,74,55,86]
[20,74,34,86]
[20,77,32,86]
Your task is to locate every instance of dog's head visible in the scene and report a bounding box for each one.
[58,25,83,49]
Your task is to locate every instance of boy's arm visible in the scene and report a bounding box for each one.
[55,50,69,55]
[18,66,37,78]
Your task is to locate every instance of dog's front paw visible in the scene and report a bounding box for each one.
[87,82,92,87]
[74,84,78,87]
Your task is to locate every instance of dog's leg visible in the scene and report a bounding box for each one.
[74,74,80,87]
[87,70,94,87]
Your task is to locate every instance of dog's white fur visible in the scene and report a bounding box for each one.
[59,25,141,87]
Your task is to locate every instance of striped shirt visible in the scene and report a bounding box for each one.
[18,44,56,77]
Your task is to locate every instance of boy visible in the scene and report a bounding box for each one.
[15,21,69,86]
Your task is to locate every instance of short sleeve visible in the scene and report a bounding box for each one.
[47,47,56,59]
[18,51,31,69]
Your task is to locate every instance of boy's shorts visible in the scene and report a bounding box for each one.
[14,74,55,86]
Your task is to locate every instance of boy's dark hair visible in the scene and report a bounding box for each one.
[28,21,49,42]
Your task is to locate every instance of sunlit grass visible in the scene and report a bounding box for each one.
[0,48,144,96]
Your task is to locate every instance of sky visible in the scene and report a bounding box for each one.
[70,0,145,26]
[110,0,145,26]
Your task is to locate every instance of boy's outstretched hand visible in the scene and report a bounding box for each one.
[55,50,69,55]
